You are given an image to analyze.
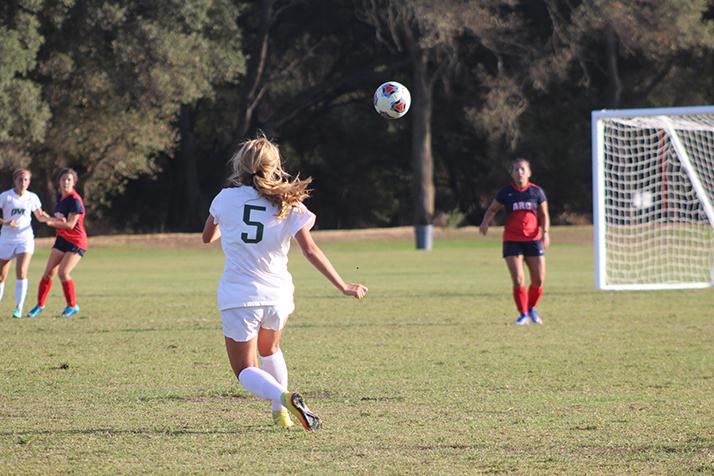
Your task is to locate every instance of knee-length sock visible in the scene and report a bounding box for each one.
[513,286,528,314]
[261,349,288,411]
[38,278,52,307]
[16,279,28,310]
[528,285,543,310]
[238,367,284,406]
[61,280,76,307]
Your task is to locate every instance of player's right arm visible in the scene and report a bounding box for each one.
[0,192,13,226]
[479,199,504,236]
[294,225,367,299]
[33,208,50,223]
[202,214,221,243]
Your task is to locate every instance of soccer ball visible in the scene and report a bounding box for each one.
[373,81,411,119]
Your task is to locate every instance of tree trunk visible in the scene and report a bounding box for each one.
[172,103,205,230]
[411,50,435,249]
[233,0,275,141]
[605,25,622,108]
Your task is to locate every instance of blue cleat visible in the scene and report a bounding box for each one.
[515,313,530,325]
[27,305,44,318]
[528,307,542,324]
[12,307,22,319]
[61,305,80,318]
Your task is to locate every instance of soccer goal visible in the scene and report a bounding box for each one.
[592,105,714,290]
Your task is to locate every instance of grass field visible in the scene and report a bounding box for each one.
[1,226,712,474]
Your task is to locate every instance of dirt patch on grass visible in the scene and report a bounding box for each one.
[34,225,593,249]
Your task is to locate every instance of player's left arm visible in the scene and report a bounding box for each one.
[538,201,550,249]
[202,214,221,243]
[294,225,367,299]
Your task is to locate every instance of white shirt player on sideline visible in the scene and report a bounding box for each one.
[0,169,50,318]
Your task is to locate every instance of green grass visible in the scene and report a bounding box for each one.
[1,227,712,474]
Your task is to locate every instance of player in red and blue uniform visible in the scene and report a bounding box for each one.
[479,158,550,325]
[27,168,88,318]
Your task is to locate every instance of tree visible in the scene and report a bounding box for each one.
[361,0,528,248]
[27,0,244,227]
[0,1,50,169]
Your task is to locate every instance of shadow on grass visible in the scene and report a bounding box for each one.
[5,426,275,440]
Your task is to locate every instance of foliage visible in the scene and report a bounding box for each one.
[1,0,713,230]
[1,0,245,218]
[0,1,50,167]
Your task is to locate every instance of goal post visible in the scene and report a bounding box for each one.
[592,105,714,290]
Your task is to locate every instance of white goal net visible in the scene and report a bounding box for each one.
[592,106,714,290]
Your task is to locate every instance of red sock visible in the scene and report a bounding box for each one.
[528,285,543,310]
[512,287,528,314]
[38,277,52,307]
[61,280,76,307]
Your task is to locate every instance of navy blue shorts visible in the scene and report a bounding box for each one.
[53,236,86,257]
[502,240,544,258]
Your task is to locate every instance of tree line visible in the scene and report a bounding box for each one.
[2,0,713,237]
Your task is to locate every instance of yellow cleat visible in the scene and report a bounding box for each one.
[281,391,322,433]
[272,409,296,429]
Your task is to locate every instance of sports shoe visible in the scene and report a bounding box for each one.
[11,308,22,319]
[272,409,296,429]
[27,305,44,318]
[515,313,530,325]
[280,391,321,433]
[528,307,543,324]
[61,305,80,318]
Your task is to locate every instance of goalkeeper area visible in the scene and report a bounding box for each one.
[592,105,714,290]
[1,229,712,474]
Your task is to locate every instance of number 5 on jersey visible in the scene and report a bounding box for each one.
[242,204,266,244]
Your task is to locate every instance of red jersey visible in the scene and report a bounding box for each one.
[55,190,88,249]
[495,183,547,242]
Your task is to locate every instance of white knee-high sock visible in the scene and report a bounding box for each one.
[16,279,28,310]
[261,349,288,411]
[238,367,284,405]
[0,281,5,302]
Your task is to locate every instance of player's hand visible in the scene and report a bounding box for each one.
[479,223,488,235]
[8,220,18,228]
[54,213,67,222]
[342,283,368,299]
[543,232,550,249]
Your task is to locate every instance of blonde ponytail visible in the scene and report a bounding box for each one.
[227,137,312,219]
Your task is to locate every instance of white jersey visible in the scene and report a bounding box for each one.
[0,189,42,243]
[209,186,316,310]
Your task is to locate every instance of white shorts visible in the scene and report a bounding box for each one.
[0,240,34,261]
[221,303,295,342]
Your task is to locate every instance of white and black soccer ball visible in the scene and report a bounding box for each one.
[373,81,411,119]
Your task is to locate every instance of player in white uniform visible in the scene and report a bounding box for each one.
[202,137,368,432]
[0,169,50,318]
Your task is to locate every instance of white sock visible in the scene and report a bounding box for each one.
[261,349,288,411]
[0,281,4,302]
[16,279,28,311]
[238,367,284,405]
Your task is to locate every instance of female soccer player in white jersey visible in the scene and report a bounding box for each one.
[0,169,50,318]
[202,137,368,432]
